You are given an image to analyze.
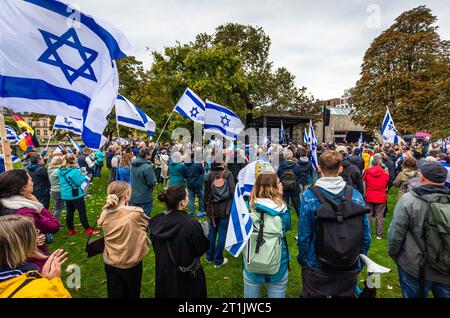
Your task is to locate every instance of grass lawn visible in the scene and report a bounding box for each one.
[51,168,402,298]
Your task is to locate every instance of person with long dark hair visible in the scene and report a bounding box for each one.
[149,185,210,298]
[0,169,60,269]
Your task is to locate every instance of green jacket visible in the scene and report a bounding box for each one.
[388,185,450,285]
[48,167,61,193]
[130,157,156,204]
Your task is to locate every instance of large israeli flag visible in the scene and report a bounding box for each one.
[308,119,319,171]
[225,159,274,257]
[381,108,399,144]
[115,95,155,138]
[204,100,244,140]
[2,125,19,142]
[0,0,131,150]
[174,88,205,124]
[54,116,82,135]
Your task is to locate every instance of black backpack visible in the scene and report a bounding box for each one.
[310,186,370,271]
[211,171,230,203]
[282,168,297,192]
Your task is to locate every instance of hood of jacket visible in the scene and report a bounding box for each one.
[298,157,309,164]
[253,198,287,216]
[148,210,187,240]
[366,165,385,178]
[413,185,450,199]
[131,157,150,167]
[402,169,418,178]
[341,159,354,169]
[314,176,347,195]
[281,160,297,168]
[27,163,40,172]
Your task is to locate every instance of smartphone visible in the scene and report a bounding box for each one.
[80,167,86,174]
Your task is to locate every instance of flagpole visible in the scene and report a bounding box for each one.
[0,106,14,171]
[44,125,55,153]
[155,109,175,144]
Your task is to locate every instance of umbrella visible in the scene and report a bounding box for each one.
[415,132,431,138]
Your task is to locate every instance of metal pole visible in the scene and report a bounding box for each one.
[155,109,175,144]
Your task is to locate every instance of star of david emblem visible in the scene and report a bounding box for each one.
[37,28,98,85]
[221,115,231,128]
[64,118,73,125]
[388,123,394,130]
[190,107,199,118]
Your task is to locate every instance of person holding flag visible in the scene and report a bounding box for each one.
[381,107,399,145]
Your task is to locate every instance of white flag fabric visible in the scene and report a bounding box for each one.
[54,116,82,135]
[358,132,363,156]
[225,159,274,257]
[280,120,286,144]
[1,125,19,142]
[81,174,91,192]
[308,119,318,171]
[174,88,205,124]
[381,108,399,144]
[204,100,244,140]
[0,0,131,150]
[67,134,82,152]
[115,95,155,138]
[303,128,310,145]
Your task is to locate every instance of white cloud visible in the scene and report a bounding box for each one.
[73,0,450,100]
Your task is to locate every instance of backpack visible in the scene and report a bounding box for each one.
[281,168,297,192]
[111,155,121,169]
[243,206,284,275]
[419,196,450,276]
[310,186,370,271]
[211,171,230,203]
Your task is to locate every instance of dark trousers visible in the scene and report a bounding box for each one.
[94,164,103,178]
[108,167,116,184]
[104,262,143,298]
[65,197,90,230]
[301,268,357,298]
[37,195,50,210]
[283,192,300,217]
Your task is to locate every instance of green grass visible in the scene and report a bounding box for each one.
[51,169,402,298]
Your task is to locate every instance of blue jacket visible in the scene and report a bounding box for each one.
[168,160,185,186]
[130,157,156,204]
[116,166,131,183]
[297,187,371,271]
[244,200,291,283]
[277,160,302,194]
[183,162,204,189]
[58,167,85,200]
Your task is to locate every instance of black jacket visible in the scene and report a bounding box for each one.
[227,161,247,184]
[27,164,50,198]
[149,210,210,298]
[106,151,115,168]
[340,159,364,195]
[297,157,314,186]
[382,157,396,187]
[204,166,235,219]
[184,162,205,189]
[348,155,365,173]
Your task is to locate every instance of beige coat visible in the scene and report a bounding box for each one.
[393,169,419,200]
[98,206,150,269]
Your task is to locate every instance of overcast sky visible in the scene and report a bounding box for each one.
[73,0,449,100]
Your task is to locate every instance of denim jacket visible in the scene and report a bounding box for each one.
[297,187,371,271]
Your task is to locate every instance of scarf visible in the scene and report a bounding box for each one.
[314,176,347,195]
[1,195,44,213]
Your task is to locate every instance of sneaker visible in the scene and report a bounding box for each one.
[68,229,78,236]
[85,228,100,236]
[376,236,383,240]
[205,258,213,264]
[197,212,207,218]
[214,258,229,268]
[294,236,298,241]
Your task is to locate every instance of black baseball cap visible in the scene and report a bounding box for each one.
[418,161,448,183]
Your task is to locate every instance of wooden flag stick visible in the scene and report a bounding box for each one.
[155,109,175,144]
[0,106,14,171]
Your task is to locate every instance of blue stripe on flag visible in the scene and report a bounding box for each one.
[175,105,194,121]
[185,90,205,111]
[204,124,238,139]
[0,75,89,110]
[24,0,126,60]
[117,116,145,128]
[205,103,239,118]
[81,125,103,150]
[381,112,391,133]
[54,124,82,134]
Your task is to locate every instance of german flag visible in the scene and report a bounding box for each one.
[12,113,35,135]
[17,132,40,151]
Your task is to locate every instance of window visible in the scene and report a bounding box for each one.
[28,121,33,127]
[43,120,48,127]
[36,130,40,136]
[44,130,48,136]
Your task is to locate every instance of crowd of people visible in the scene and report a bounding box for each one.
[0,136,449,298]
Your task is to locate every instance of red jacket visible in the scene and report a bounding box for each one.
[362,165,389,204]
[15,207,60,270]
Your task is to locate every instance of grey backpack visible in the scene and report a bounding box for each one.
[211,171,230,203]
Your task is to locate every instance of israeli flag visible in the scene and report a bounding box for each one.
[225,159,274,257]
[67,134,82,153]
[280,120,286,144]
[308,119,318,171]
[3,125,19,142]
[358,132,363,157]
[54,116,82,135]
[115,95,155,138]
[0,154,21,163]
[174,88,205,124]
[303,128,310,145]
[81,174,91,192]
[204,100,244,140]
[0,0,131,150]
[381,108,399,144]
[113,137,129,145]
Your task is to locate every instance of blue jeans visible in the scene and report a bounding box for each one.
[131,201,153,217]
[94,164,103,178]
[398,264,450,298]
[187,187,205,216]
[243,271,288,298]
[206,217,229,266]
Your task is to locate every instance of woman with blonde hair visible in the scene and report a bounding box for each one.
[0,215,70,298]
[48,156,64,220]
[243,172,291,298]
[58,154,99,236]
[98,181,150,298]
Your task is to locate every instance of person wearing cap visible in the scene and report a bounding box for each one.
[336,145,364,195]
[388,161,450,298]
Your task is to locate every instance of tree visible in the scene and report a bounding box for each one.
[351,6,450,138]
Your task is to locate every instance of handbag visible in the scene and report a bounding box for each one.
[85,215,104,258]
